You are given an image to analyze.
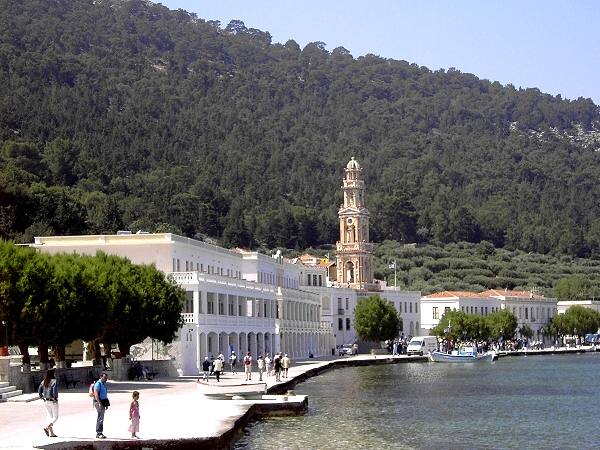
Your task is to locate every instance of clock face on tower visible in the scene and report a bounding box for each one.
[346,218,353,225]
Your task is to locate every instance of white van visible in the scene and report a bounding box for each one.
[407,336,438,356]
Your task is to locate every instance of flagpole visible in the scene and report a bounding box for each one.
[394,259,397,290]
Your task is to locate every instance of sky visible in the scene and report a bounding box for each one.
[158,1,600,105]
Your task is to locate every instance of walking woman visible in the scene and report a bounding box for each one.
[38,369,58,437]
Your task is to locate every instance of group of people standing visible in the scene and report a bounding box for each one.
[245,351,291,382]
[38,370,141,440]
[199,351,291,383]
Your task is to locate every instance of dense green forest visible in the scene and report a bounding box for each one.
[1,0,600,264]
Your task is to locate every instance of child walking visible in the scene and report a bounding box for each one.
[128,391,140,439]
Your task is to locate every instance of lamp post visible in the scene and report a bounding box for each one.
[443,320,451,352]
[389,260,397,290]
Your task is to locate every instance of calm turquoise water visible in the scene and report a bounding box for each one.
[234,354,600,449]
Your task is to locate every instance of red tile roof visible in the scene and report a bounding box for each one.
[424,289,545,300]
[481,289,544,299]
[423,291,486,299]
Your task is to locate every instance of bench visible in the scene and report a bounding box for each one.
[61,372,80,389]
[130,364,158,380]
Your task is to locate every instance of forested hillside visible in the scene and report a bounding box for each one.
[373,241,600,296]
[1,0,600,260]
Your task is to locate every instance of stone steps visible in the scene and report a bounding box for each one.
[0,388,23,399]
[8,393,39,403]
[0,385,17,394]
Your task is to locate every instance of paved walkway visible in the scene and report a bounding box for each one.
[0,354,368,449]
[5,348,584,449]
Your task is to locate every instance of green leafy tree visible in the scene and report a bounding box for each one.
[43,254,108,366]
[354,294,400,342]
[432,309,468,341]
[549,313,571,340]
[1,240,184,363]
[0,241,38,364]
[486,309,518,341]
[519,324,534,340]
[95,253,184,357]
[42,138,78,186]
[561,305,600,336]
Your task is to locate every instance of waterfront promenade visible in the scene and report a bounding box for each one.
[0,353,403,449]
[0,347,593,449]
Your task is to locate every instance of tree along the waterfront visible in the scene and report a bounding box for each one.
[432,308,517,342]
[0,240,184,366]
[548,305,600,341]
[354,294,401,343]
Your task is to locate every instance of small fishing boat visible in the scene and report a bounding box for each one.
[428,346,497,363]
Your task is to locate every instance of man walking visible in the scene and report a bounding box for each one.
[273,353,282,382]
[213,356,223,382]
[229,351,237,374]
[257,355,265,381]
[201,357,210,381]
[243,352,253,381]
[93,372,110,439]
[281,354,291,378]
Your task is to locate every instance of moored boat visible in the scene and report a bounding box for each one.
[196,381,268,398]
[428,346,497,363]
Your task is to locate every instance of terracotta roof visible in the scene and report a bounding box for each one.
[304,261,331,268]
[481,289,544,299]
[423,291,486,299]
[296,253,332,267]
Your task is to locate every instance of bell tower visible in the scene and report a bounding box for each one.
[336,157,375,290]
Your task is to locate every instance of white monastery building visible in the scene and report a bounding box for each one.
[556,299,600,315]
[30,157,560,372]
[30,158,422,373]
[32,233,333,375]
[420,289,558,339]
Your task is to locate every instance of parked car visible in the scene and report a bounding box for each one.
[339,345,354,356]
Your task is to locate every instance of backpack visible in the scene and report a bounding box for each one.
[88,380,97,398]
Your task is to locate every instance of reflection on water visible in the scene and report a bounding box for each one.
[234,354,600,450]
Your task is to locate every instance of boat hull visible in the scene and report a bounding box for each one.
[196,381,267,398]
[428,351,497,362]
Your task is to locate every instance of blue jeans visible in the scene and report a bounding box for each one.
[94,400,105,434]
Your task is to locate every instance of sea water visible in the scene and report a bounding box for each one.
[234,353,600,449]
